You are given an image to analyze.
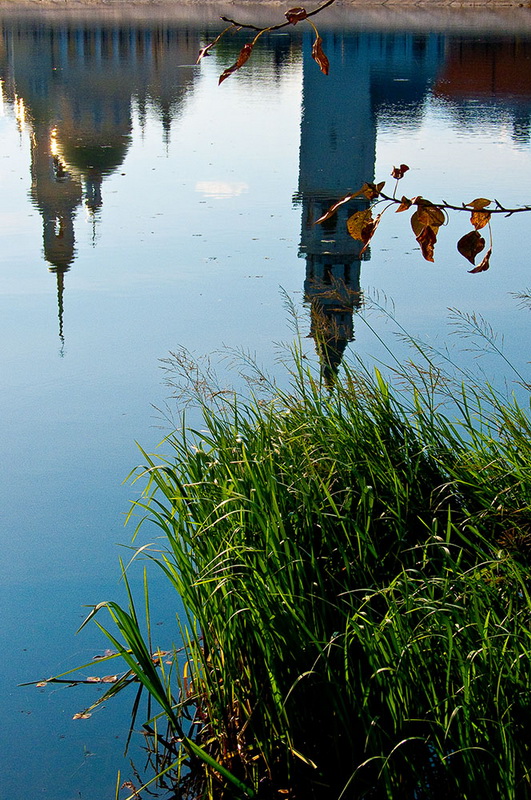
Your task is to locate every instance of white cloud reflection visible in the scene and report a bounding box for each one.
[195,180,249,199]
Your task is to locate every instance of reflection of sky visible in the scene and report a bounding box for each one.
[0,19,530,800]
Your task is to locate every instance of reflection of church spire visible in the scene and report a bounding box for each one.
[29,122,82,347]
[55,268,65,356]
[30,123,82,272]
[297,32,376,387]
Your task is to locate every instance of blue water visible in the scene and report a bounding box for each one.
[1,8,530,798]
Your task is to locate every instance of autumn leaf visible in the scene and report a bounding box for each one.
[466,198,492,210]
[396,196,412,213]
[470,210,491,230]
[457,230,486,265]
[219,43,254,85]
[197,43,215,63]
[416,225,438,262]
[360,212,383,255]
[285,6,308,23]
[314,190,363,224]
[347,209,383,254]
[415,199,445,230]
[391,164,409,180]
[361,181,385,200]
[312,35,329,75]
[469,246,492,273]
[347,208,374,241]
[410,209,425,237]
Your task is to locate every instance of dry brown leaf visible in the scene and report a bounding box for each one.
[314,189,364,224]
[360,212,383,255]
[416,200,445,229]
[457,230,485,265]
[469,246,492,273]
[219,43,254,85]
[285,7,308,23]
[311,35,329,76]
[466,198,492,210]
[416,225,437,262]
[347,208,374,241]
[391,164,409,180]
[396,196,412,213]
[361,181,385,201]
[470,210,491,230]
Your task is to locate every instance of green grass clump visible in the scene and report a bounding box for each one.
[87,334,531,799]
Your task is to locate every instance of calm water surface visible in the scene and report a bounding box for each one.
[1,8,530,798]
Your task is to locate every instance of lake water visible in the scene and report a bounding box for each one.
[1,6,530,798]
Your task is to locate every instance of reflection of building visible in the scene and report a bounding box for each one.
[0,20,201,345]
[432,38,531,144]
[297,31,445,385]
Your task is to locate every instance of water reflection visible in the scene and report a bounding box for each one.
[0,14,530,800]
[432,38,531,144]
[0,20,201,342]
[297,31,445,383]
[2,19,531,364]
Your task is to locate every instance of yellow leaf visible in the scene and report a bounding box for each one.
[470,210,491,230]
[466,198,491,210]
[347,208,373,241]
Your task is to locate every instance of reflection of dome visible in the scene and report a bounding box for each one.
[57,141,129,175]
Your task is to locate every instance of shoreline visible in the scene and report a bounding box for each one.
[2,0,531,33]
[2,0,531,37]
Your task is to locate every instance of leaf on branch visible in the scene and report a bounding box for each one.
[410,209,424,237]
[347,208,383,254]
[416,225,438,262]
[466,198,492,210]
[360,212,383,255]
[415,199,445,230]
[391,164,409,180]
[470,210,491,230]
[314,190,363,224]
[347,208,374,241]
[361,181,385,200]
[396,196,412,213]
[285,6,308,23]
[457,230,485,265]
[219,43,254,84]
[197,43,216,63]
[312,35,329,75]
[468,246,492,273]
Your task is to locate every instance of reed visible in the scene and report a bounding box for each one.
[76,320,531,799]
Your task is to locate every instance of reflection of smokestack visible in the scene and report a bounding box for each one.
[297,32,376,385]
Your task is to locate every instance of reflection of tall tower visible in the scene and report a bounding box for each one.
[0,20,201,347]
[297,32,447,384]
[29,121,83,350]
[298,33,375,387]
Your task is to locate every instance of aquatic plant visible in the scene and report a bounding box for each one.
[37,309,531,799]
